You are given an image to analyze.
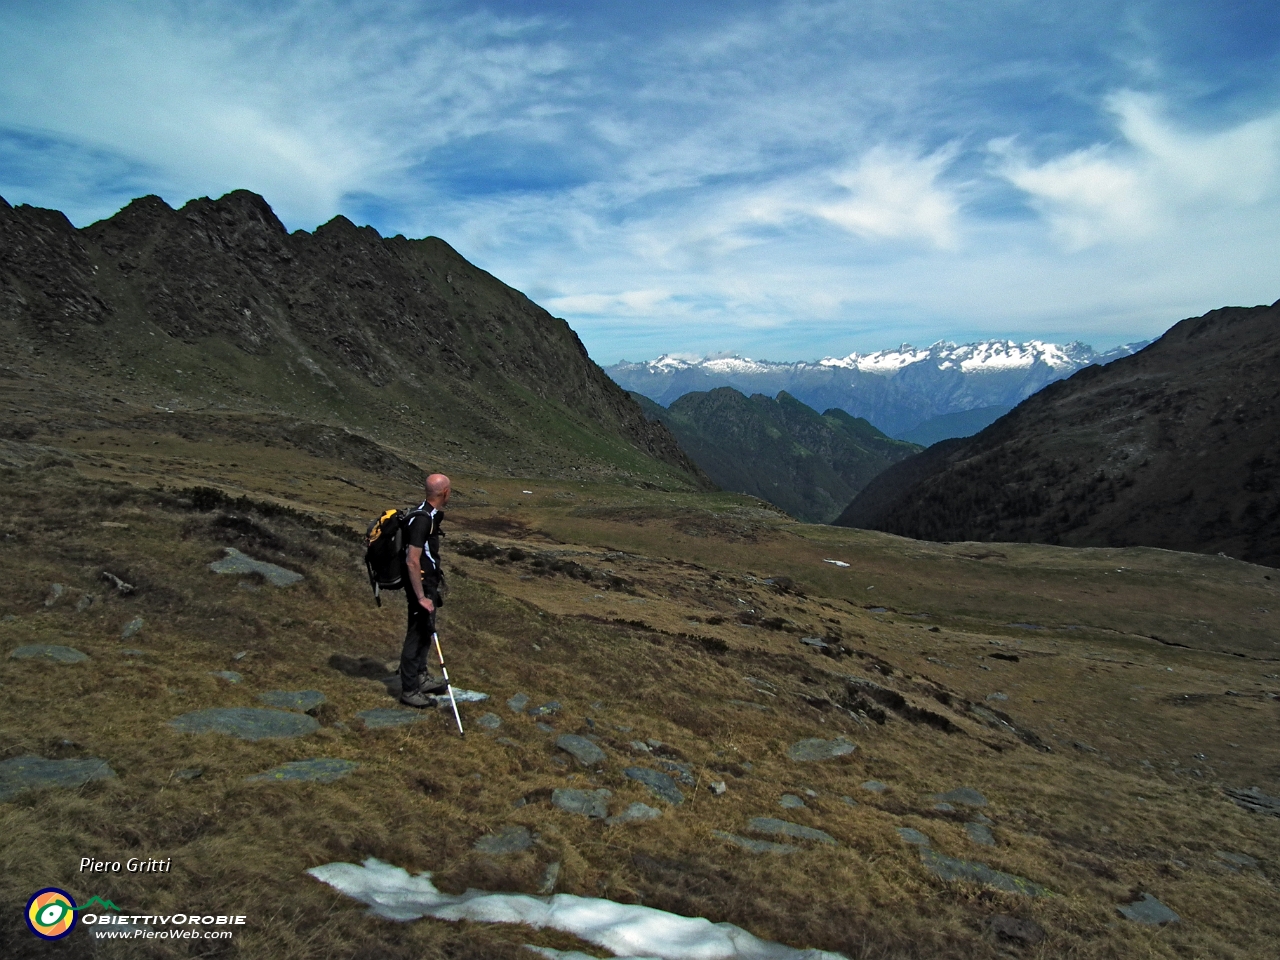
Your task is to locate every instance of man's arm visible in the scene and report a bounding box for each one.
[406,545,434,612]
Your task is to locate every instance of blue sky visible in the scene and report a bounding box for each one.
[2,1,1278,363]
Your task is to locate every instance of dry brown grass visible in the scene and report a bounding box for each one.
[1,421,1278,959]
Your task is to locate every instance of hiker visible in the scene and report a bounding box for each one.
[398,473,452,707]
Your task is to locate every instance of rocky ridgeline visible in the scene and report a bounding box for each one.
[0,190,704,485]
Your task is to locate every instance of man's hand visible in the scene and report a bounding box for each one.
[417,594,435,613]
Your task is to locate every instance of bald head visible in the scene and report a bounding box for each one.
[425,473,451,507]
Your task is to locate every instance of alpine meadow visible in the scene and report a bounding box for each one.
[0,189,1277,960]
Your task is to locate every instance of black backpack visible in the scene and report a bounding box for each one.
[363,507,423,605]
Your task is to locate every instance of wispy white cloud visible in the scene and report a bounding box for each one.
[1,1,1278,363]
[812,147,962,248]
[0,0,575,225]
[994,92,1280,249]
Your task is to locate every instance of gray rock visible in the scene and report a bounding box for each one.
[539,861,561,894]
[476,712,502,730]
[607,802,662,825]
[357,708,427,729]
[624,767,684,804]
[473,825,534,854]
[860,780,888,793]
[656,759,695,785]
[965,822,995,846]
[779,794,806,809]
[44,583,66,606]
[920,849,1053,897]
[246,758,358,783]
[713,830,799,854]
[552,787,610,819]
[1225,786,1280,816]
[629,740,651,753]
[209,670,242,684]
[841,795,858,806]
[208,547,303,587]
[506,692,530,713]
[896,827,931,846]
[748,817,837,845]
[708,781,727,796]
[528,700,561,717]
[556,734,607,767]
[172,768,203,781]
[1117,893,1179,924]
[9,644,89,664]
[786,736,857,762]
[990,915,1045,945]
[170,707,318,740]
[933,802,955,812]
[258,690,326,712]
[120,617,144,639]
[799,637,829,648]
[986,692,1008,701]
[536,722,556,733]
[0,755,116,802]
[931,787,987,807]
[76,593,97,612]
[1215,851,1258,869]
[102,571,135,595]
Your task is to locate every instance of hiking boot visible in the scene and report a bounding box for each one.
[417,674,449,695]
[399,690,434,708]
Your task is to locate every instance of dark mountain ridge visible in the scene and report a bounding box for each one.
[635,387,920,523]
[0,190,704,487]
[835,300,1280,568]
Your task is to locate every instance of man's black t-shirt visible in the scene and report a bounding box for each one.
[402,502,444,591]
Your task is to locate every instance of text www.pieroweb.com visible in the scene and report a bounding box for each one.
[85,914,245,939]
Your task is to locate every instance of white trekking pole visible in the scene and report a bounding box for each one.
[432,631,464,737]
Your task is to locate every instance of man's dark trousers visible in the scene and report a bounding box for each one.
[399,591,437,696]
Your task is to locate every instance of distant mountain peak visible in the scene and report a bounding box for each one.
[621,337,1146,378]
[606,337,1150,439]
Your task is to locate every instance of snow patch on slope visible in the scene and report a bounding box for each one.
[308,858,847,959]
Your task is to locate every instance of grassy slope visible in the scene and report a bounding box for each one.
[1,415,1278,960]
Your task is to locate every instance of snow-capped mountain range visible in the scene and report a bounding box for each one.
[605,339,1148,440]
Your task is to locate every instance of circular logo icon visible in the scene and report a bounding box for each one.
[26,888,78,940]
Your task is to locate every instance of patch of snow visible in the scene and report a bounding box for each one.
[309,858,847,959]
[527,948,664,960]
[822,560,850,567]
[852,347,933,373]
[651,355,699,371]
[701,356,775,375]
[432,688,488,704]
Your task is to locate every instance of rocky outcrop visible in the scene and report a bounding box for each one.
[0,191,706,486]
